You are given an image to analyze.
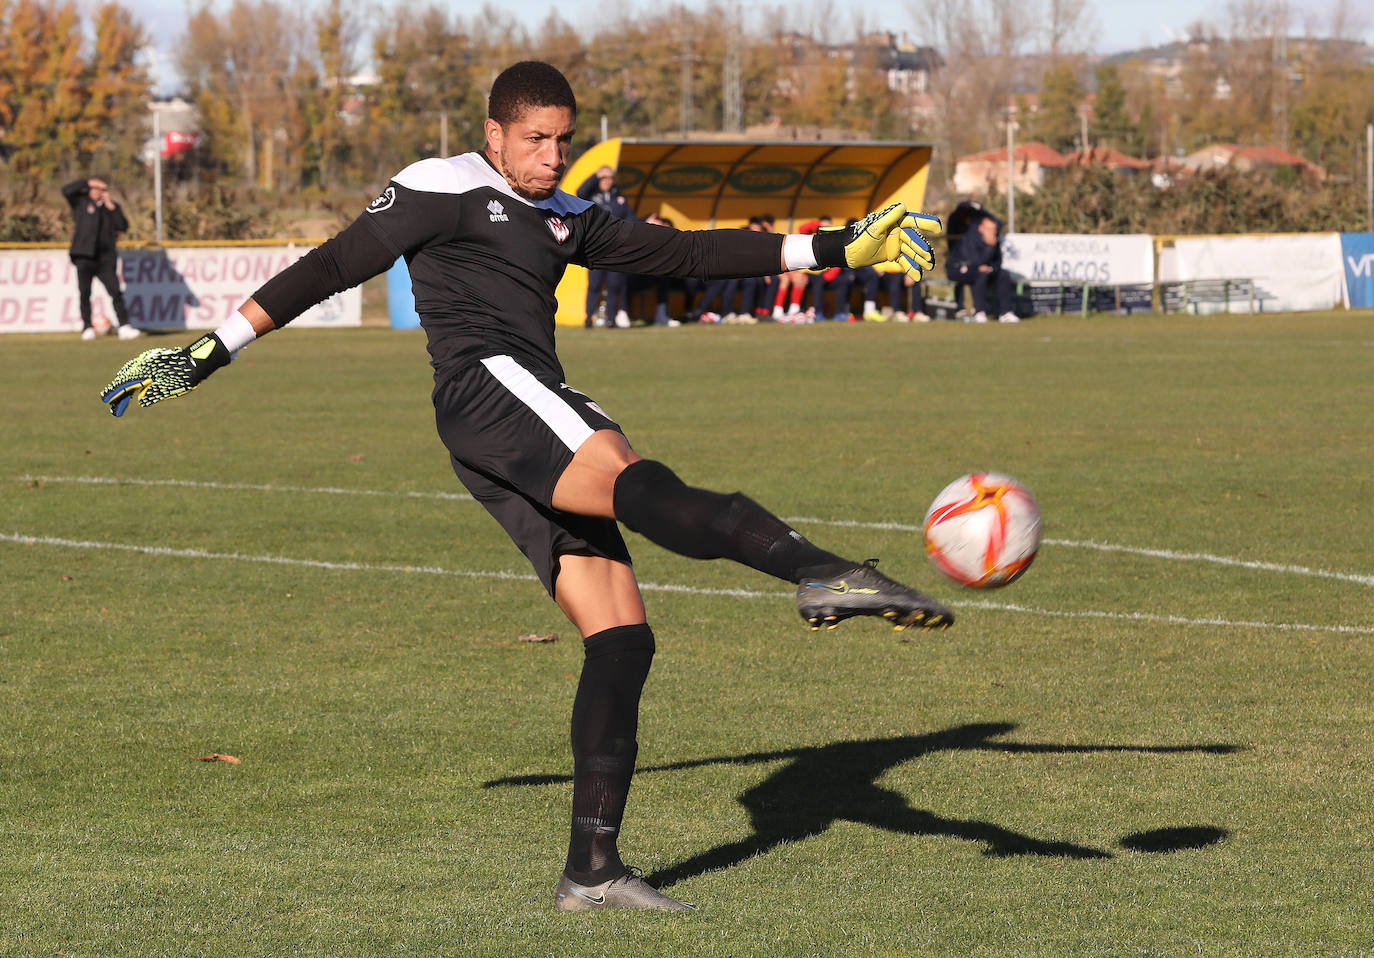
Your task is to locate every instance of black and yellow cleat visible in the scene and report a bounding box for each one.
[797,559,954,632]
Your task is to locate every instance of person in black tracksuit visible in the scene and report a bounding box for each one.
[62,177,137,339]
[948,212,1018,322]
[577,166,635,327]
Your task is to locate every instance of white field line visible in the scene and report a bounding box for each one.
[19,475,1374,588]
[4,531,1372,636]
[17,474,474,502]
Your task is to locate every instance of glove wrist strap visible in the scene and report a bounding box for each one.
[810,229,847,269]
[186,333,232,380]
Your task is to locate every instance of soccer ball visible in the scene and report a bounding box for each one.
[923,472,1041,588]
[91,314,111,336]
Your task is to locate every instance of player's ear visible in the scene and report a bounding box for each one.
[483,117,503,152]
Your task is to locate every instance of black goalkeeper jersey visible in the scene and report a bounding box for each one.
[252,151,785,382]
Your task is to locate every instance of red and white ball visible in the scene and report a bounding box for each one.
[923,472,1041,588]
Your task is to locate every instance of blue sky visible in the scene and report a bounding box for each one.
[135,0,1367,95]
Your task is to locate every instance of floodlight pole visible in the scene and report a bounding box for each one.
[152,106,163,244]
[1367,122,1372,233]
[1005,106,1017,235]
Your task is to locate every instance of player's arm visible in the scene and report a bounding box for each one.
[582,203,941,283]
[100,212,400,417]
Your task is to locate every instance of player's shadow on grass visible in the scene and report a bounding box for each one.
[485,722,1239,888]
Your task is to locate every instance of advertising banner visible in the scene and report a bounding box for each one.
[1339,233,1374,309]
[0,245,360,334]
[1000,233,1155,287]
[1168,234,1344,313]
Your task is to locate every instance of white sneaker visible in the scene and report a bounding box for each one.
[998,312,1020,323]
[971,311,989,324]
[771,305,784,320]
[81,327,97,341]
[614,310,632,329]
[116,324,143,339]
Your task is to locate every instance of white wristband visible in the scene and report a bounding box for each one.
[782,234,818,271]
[215,312,258,356]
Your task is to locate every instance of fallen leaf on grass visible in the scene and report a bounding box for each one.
[196,753,241,764]
[518,633,558,643]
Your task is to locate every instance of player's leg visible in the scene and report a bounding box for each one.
[584,268,606,326]
[605,271,630,328]
[95,258,136,337]
[969,272,992,322]
[994,270,1018,322]
[552,557,690,911]
[441,450,687,911]
[75,260,97,335]
[554,432,953,631]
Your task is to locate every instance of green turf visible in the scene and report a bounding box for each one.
[2,313,1372,956]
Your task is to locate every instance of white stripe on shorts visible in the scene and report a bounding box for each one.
[479,355,595,452]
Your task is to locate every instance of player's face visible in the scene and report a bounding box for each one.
[485,106,575,202]
[978,217,999,245]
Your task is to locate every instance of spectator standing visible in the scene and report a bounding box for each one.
[578,165,634,327]
[950,213,1018,323]
[62,177,141,341]
[625,213,681,326]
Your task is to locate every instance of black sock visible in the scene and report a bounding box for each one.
[612,459,849,583]
[565,623,655,886]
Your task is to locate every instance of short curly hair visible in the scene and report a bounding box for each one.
[488,61,577,126]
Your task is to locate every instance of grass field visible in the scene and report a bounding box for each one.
[3,313,1372,957]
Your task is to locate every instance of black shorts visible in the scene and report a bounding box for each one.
[433,355,631,596]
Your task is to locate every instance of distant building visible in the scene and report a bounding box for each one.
[1062,146,1149,174]
[954,141,1067,195]
[1183,143,1325,179]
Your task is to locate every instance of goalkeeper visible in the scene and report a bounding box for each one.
[102,61,951,914]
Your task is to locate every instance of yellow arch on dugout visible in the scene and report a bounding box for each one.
[554,138,934,326]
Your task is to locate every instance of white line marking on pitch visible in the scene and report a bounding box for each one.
[17,474,474,502]
[4,532,1371,636]
[17,475,1374,588]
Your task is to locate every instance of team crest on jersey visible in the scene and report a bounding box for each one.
[546,216,569,244]
[487,199,509,223]
[366,186,395,213]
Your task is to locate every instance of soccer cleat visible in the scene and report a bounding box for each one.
[797,559,954,632]
[116,324,143,340]
[553,867,696,913]
[998,312,1020,324]
[81,327,97,341]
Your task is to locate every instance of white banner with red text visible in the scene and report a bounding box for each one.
[0,246,359,334]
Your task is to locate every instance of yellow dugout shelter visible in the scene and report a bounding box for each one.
[555,137,934,325]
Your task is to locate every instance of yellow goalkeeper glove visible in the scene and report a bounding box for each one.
[812,202,943,282]
[99,333,232,417]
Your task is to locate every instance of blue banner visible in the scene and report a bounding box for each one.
[1340,233,1374,308]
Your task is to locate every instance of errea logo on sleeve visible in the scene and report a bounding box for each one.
[487,200,509,223]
